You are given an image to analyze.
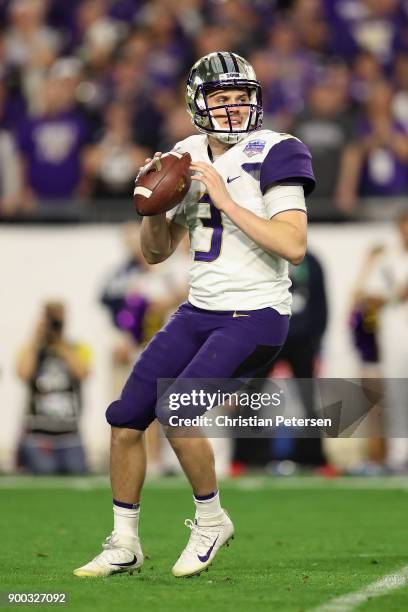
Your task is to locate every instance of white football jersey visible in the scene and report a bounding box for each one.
[167,129,315,313]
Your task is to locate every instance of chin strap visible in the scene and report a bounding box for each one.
[211,131,248,144]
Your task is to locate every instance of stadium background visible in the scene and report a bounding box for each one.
[1,1,408,610]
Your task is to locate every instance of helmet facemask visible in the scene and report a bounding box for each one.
[195,82,262,144]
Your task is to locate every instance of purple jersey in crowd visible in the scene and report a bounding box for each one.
[17,110,89,200]
[357,119,408,197]
[322,0,405,67]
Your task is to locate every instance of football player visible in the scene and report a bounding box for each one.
[74,52,315,578]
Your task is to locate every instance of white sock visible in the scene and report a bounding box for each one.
[193,490,223,523]
[113,501,140,540]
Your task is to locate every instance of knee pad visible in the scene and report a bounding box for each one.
[106,400,132,427]
[106,399,152,430]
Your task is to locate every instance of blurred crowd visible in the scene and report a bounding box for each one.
[1,0,408,219]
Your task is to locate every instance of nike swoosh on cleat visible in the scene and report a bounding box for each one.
[110,554,137,567]
[232,311,250,318]
[227,175,241,183]
[197,536,219,563]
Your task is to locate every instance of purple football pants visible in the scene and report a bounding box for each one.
[106,302,289,430]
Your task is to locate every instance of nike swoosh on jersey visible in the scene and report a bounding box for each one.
[110,554,137,567]
[227,175,241,183]
[197,536,219,563]
[233,311,250,318]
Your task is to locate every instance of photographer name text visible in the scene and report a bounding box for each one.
[167,415,332,428]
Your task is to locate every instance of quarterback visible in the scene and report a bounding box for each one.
[74,52,315,578]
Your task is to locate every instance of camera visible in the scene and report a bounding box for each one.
[48,316,63,334]
[44,302,65,340]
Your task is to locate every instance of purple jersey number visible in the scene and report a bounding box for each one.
[194,194,223,262]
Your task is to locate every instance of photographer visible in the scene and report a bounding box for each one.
[16,301,91,474]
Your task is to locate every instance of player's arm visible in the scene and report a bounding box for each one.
[141,215,187,264]
[225,205,306,265]
[138,151,188,264]
[191,162,307,265]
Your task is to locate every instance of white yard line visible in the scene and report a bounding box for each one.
[312,566,408,611]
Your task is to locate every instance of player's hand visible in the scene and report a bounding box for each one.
[190,161,235,213]
[143,152,162,165]
[136,152,162,180]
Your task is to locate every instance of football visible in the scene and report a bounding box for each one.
[133,151,192,216]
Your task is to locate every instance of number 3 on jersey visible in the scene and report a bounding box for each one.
[194,194,223,262]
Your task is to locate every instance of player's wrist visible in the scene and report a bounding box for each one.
[142,214,169,236]
[144,213,167,223]
[219,197,237,215]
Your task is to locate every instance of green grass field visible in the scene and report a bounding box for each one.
[1,476,408,612]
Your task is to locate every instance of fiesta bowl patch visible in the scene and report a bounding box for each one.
[243,139,266,157]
